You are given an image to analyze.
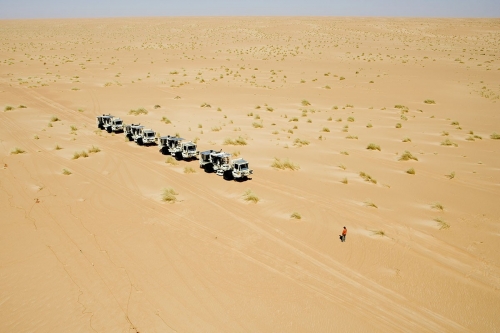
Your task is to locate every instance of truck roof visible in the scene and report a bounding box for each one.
[233,158,248,165]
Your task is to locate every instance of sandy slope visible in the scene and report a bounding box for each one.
[0,17,499,332]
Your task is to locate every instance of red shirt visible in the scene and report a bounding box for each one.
[342,228,347,236]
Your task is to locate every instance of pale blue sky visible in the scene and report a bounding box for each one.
[1,0,499,19]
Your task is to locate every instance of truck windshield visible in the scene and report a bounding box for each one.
[115,120,122,125]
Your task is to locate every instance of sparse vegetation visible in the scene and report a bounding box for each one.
[340,151,349,155]
[223,136,247,145]
[366,143,381,151]
[321,127,330,132]
[200,102,211,108]
[162,188,178,203]
[359,172,377,184]
[70,125,78,132]
[406,168,415,175]
[346,135,358,140]
[72,151,89,159]
[252,122,263,128]
[399,151,418,161]
[62,169,72,175]
[395,123,402,128]
[490,132,500,140]
[11,147,26,155]
[4,105,14,111]
[88,146,100,154]
[128,108,148,115]
[445,171,455,180]
[432,203,444,211]
[271,157,300,171]
[293,138,310,147]
[372,230,385,236]
[434,217,450,230]
[441,139,458,147]
[50,116,60,122]
[243,189,259,203]
[290,212,301,219]
[161,116,171,124]
[340,178,348,184]
[402,137,411,142]
[366,123,373,128]
[301,100,311,106]
[424,99,436,104]
[165,156,178,165]
[364,201,378,208]
[184,167,196,174]
[55,145,63,150]
[347,116,355,122]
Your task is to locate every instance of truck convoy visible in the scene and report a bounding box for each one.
[97,113,252,181]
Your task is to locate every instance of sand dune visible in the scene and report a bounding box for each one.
[1,17,499,332]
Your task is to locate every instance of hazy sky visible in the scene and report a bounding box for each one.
[1,0,499,19]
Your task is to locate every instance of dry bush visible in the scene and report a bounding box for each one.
[162,188,178,203]
[161,116,171,124]
[243,189,259,203]
[165,156,178,165]
[434,218,450,230]
[441,139,458,147]
[399,151,418,161]
[406,168,415,175]
[424,99,436,104]
[184,167,196,174]
[271,157,299,171]
[11,147,26,155]
[366,143,381,151]
[290,212,301,219]
[490,132,500,140]
[293,138,310,147]
[224,136,247,145]
[129,108,148,115]
[364,201,378,208]
[359,172,377,184]
[62,169,72,175]
[88,146,100,153]
[72,151,89,159]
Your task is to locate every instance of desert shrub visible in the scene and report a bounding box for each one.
[399,151,418,161]
[338,164,346,170]
[252,122,263,128]
[18,105,27,108]
[372,230,385,236]
[434,218,449,230]
[340,151,349,155]
[424,99,436,104]
[293,138,310,147]
[441,131,449,136]
[162,188,178,202]
[364,201,378,208]
[4,105,14,111]
[55,145,63,150]
[184,167,196,174]
[161,116,171,124]
[441,139,458,147]
[200,102,211,108]
[445,171,455,179]
[340,178,348,184]
[154,104,161,109]
[451,121,459,126]
[402,137,411,142]
[271,157,299,171]
[346,135,358,139]
[72,151,89,159]
[359,172,377,184]
[224,136,247,145]
[11,147,26,155]
[366,143,381,151]
[321,127,330,132]
[366,123,373,128]
[395,123,402,128]
[165,156,178,165]
[347,116,355,122]
[406,168,415,175]
[266,106,274,112]
[290,212,301,219]
[88,146,100,153]
[301,100,311,106]
[70,125,78,132]
[128,108,148,115]
[289,117,299,122]
[490,132,500,140]
[243,189,259,203]
[432,203,444,211]
[62,169,72,175]
[50,116,60,122]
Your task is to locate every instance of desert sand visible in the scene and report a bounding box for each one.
[1,17,499,332]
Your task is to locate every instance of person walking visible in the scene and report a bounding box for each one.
[341,226,347,242]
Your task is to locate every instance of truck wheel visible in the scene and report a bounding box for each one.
[137,138,143,146]
[106,127,112,133]
[175,152,182,160]
[223,170,234,181]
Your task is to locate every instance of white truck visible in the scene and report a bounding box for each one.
[230,158,253,181]
[104,116,124,133]
[210,151,232,176]
[125,124,143,141]
[136,127,157,146]
[199,149,216,170]
[96,114,112,130]
[180,141,199,160]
